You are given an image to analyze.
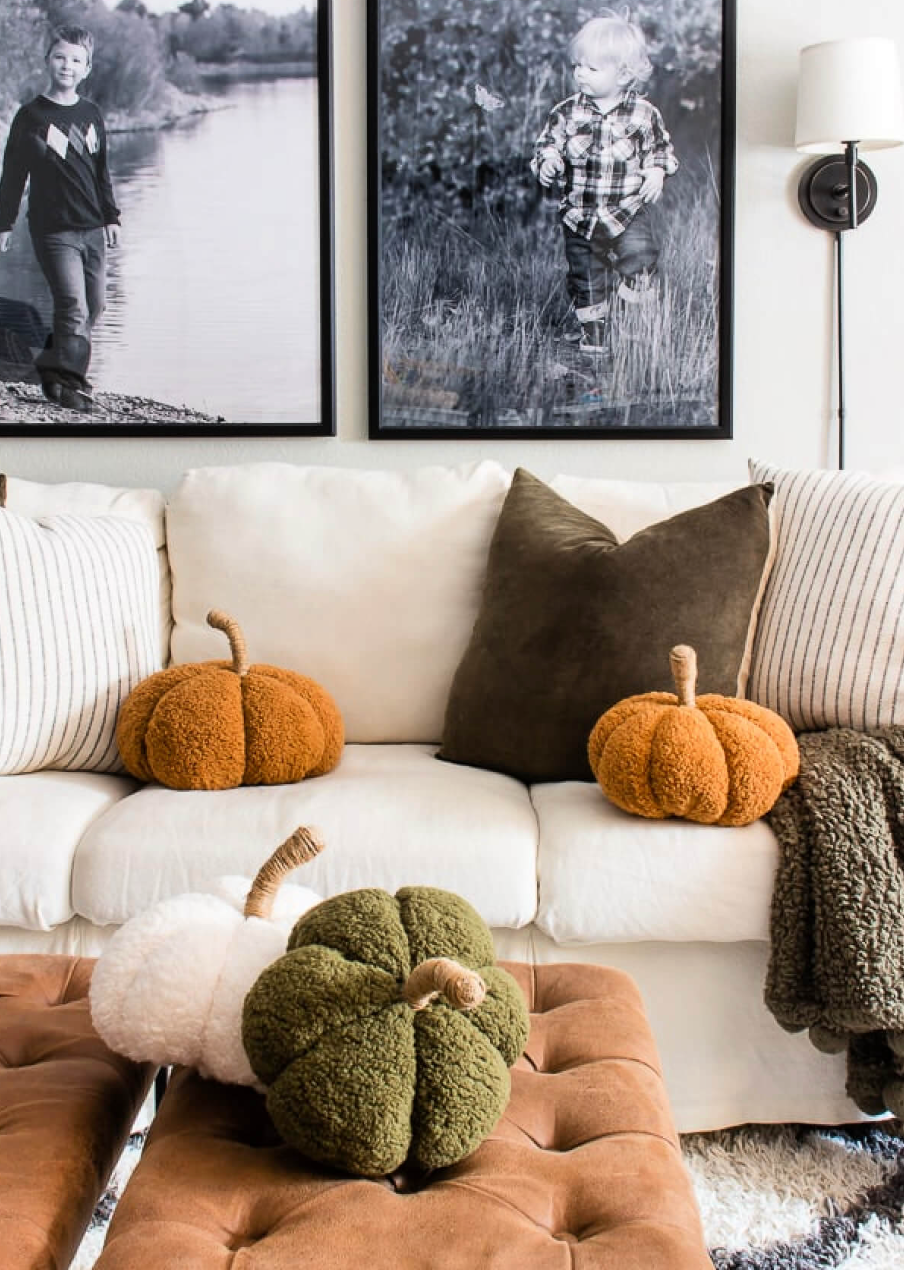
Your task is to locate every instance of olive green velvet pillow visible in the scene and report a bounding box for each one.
[438,469,774,783]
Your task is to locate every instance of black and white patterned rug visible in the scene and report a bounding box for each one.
[74,1122,904,1268]
[683,1123,904,1268]
[72,1128,149,1269]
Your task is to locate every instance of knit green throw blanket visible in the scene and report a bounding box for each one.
[765,726,904,1118]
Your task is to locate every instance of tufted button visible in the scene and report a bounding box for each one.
[225,1233,258,1251]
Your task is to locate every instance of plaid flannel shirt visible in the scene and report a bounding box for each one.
[533,90,678,239]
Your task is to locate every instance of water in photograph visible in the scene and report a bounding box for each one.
[0,75,321,424]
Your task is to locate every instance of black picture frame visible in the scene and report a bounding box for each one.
[368,0,734,439]
[0,0,334,437]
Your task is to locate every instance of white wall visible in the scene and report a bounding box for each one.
[3,0,903,493]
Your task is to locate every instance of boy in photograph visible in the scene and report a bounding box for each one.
[532,8,678,355]
[0,25,120,412]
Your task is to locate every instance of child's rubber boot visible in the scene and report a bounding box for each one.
[617,270,656,305]
[574,302,611,357]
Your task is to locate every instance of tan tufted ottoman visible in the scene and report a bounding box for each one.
[97,962,709,1268]
[0,954,156,1270]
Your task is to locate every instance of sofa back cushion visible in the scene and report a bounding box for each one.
[165,462,511,743]
[550,475,745,540]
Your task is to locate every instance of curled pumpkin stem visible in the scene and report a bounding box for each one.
[244,826,324,919]
[669,644,697,709]
[207,609,250,677]
[402,957,486,1011]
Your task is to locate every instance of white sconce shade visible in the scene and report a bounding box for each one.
[795,37,904,153]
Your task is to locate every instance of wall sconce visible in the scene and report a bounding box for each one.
[795,37,904,468]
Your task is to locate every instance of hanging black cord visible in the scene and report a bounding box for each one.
[834,140,860,472]
[835,228,845,471]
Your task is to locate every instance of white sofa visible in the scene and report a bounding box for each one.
[0,459,868,1134]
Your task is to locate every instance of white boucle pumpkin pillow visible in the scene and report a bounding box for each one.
[90,823,326,1090]
[0,491,161,775]
[89,875,322,1089]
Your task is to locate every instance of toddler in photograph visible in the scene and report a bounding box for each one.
[0,24,120,412]
[532,7,678,355]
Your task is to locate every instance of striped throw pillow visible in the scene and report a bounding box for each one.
[747,460,904,732]
[0,509,162,775]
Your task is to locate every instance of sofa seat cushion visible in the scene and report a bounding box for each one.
[0,772,139,930]
[532,781,778,943]
[72,745,538,930]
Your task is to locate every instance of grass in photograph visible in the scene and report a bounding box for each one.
[380,159,720,430]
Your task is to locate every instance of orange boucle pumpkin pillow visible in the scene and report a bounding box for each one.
[116,609,344,790]
[588,644,798,827]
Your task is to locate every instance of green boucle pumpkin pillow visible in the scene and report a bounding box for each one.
[241,886,529,1176]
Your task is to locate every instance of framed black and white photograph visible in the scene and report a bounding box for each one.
[0,0,333,436]
[368,0,734,438]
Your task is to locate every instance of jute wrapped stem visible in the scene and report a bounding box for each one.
[243,827,324,919]
[207,609,250,677]
[402,957,486,1011]
[669,644,697,708]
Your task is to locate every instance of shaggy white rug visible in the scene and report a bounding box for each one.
[74,1122,904,1268]
[683,1124,904,1268]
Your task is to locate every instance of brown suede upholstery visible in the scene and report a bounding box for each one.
[99,963,709,1268]
[0,954,155,1270]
